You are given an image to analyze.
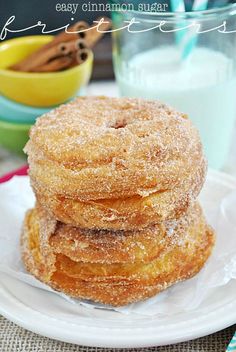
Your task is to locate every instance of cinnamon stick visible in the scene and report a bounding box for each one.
[31,46,90,72]
[10,21,89,72]
[59,39,86,55]
[76,48,90,64]
[67,48,90,69]
[46,21,89,46]
[9,17,110,73]
[11,44,65,72]
[85,17,111,48]
[30,56,73,72]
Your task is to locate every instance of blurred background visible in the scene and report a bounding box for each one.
[1,0,235,80]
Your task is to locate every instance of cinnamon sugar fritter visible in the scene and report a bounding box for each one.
[21,96,213,306]
[21,203,215,306]
[24,96,207,230]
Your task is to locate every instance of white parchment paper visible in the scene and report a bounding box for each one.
[0,173,236,316]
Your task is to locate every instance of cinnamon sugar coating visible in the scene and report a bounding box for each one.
[34,162,205,230]
[41,202,205,264]
[24,96,206,229]
[21,204,215,306]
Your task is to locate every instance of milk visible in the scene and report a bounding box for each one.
[116,47,236,169]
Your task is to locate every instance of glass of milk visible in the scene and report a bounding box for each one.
[111,3,236,169]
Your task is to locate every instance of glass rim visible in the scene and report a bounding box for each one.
[109,2,236,20]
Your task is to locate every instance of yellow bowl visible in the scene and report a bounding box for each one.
[0,36,93,107]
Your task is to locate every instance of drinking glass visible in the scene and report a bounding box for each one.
[111,2,236,169]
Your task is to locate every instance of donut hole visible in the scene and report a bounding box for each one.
[110,118,127,129]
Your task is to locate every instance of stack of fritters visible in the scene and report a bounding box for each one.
[22,96,215,306]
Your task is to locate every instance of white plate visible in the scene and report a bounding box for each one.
[0,169,236,348]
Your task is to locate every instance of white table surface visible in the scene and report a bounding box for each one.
[0,81,236,177]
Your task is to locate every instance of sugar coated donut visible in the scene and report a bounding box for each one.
[25,96,206,229]
[21,203,214,306]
